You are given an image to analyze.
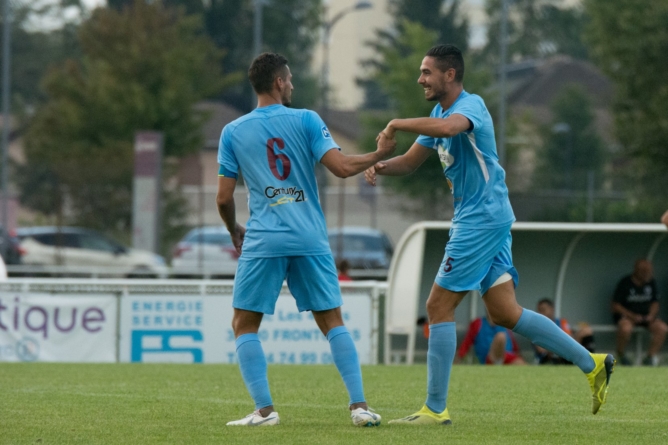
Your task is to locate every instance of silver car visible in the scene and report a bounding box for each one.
[327,227,394,278]
[16,227,166,276]
[171,226,239,277]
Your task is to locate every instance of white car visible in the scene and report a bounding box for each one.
[16,227,167,276]
[171,226,239,277]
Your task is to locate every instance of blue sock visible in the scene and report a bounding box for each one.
[512,309,595,373]
[235,333,273,410]
[327,326,365,405]
[425,322,456,414]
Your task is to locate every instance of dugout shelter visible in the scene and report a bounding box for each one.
[385,222,668,364]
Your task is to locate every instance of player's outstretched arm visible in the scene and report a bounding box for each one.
[320,132,397,178]
[661,209,668,228]
[364,142,432,186]
[216,175,245,254]
[383,114,472,139]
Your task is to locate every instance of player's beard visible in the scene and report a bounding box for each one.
[425,79,447,102]
[426,85,446,102]
[282,91,292,107]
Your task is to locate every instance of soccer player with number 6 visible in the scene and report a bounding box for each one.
[217,52,396,427]
[364,44,615,424]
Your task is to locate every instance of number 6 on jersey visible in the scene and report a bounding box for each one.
[267,137,291,180]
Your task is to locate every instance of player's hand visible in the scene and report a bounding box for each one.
[382,120,397,140]
[230,223,246,255]
[632,313,643,324]
[364,162,386,186]
[376,131,397,158]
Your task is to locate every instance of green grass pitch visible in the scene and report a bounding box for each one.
[1,363,667,444]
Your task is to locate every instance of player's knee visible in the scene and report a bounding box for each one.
[487,309,519,329]
[231,316,241,336]
[425,296,451,320]
[490,315,513,329]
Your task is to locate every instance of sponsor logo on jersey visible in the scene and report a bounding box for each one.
[437,143,454,168]
[264,185,306,206]
[321,126,331,139]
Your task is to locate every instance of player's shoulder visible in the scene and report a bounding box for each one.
[458,91,486,108]
[269,107,324,128]
[221,112,255,137]
[291,107,322,122]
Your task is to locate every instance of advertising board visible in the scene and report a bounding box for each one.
[119,293,374,364]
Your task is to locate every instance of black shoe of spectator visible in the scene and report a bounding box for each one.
[618,354,632,366]
[642,355,659,366]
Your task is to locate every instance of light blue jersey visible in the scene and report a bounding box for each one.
[416,91,515,228]
[218,104,338,258]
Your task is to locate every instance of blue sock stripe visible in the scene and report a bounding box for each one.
[512,309,595,373]
[326,325,348,341]
[235,333,259,350]
[429,321,456,332]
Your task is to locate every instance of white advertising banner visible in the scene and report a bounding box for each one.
[119,293,374,364]
[0,293,117,362]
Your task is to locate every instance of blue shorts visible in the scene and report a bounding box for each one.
[435,224,519,295]
[233,254,343,315]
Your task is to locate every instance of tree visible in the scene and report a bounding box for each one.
[585,0,668,212]
[479,0,589,65]
[108,0,323,111]
[533,85,605,191]
[389,0,469,51]
[359,21,493,219]
[1,1,83,108]
[359,0,469,110]
[20,0,235,250]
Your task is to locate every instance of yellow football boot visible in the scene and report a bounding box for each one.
[388,405,452,425]
[586,353,616,414]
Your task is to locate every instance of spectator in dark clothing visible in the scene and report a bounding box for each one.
[613,259,668,366]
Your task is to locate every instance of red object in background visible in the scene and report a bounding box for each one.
[172,244,191,258]
[338,272,352,282]
[222,245,240,260]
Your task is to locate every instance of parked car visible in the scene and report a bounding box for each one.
[16,227,166,275]
[171,226,239,277]
[327,227,394,276]
[0,226,23,265]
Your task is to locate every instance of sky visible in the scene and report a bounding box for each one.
[22,0,106,31]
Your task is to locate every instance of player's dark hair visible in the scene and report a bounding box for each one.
[248,52,289,95]
[425,44,464,82]
[537,298,554,308]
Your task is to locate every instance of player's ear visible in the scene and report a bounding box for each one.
[275,75,285,93]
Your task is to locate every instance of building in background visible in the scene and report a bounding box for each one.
[312,0,587,112]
